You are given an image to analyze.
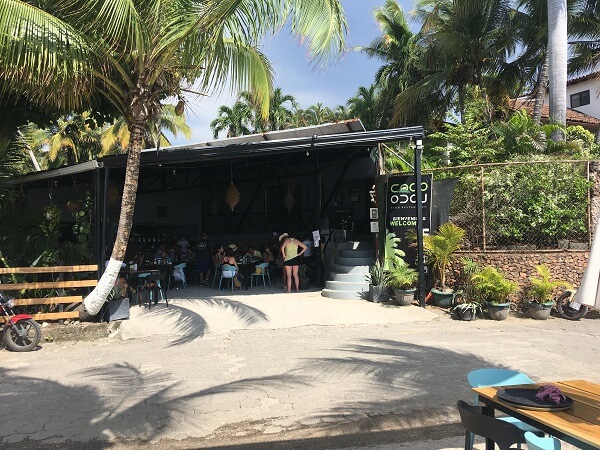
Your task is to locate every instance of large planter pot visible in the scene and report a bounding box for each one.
[528,301,553,320]
[456,307,476,321]
[486,302,510,321]
[431,288,454,308]
[369,285,388,303]
[394,288,416,306]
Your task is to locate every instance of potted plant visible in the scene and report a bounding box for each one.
[451,300,483,321]
[421,223,465,308]
[471,266,517,320]
[366,259,390,303]
[528,264,573,320]
[298,264,312,290]
[388,257,418,306]
[451,258,482,321]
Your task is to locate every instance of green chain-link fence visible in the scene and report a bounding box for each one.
[426,160,593,251]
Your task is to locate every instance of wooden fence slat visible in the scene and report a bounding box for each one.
[30,311,80,321]
[0,265,98,275]
[13,296,83,306]
[0,310,80,322]
[0,280,97,290]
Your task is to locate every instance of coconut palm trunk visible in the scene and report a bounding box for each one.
[81,122,144,318]
[532,55,549,125]
[547,0,567,141]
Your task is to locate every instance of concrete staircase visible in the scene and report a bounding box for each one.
[321,242,374,300]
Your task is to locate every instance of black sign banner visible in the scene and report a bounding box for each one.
[385,174,432,266]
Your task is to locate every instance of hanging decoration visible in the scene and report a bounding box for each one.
[224,163,240,211]
[283,178,295,212]
[283,190,295,212]
[210,197,220,216]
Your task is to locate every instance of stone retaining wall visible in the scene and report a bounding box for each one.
[448,250,589,302]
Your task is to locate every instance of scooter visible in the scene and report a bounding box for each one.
[0,293,41,351]
[555,289,590,320]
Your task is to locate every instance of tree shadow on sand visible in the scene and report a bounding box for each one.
[142,298,269,346]
[0,340,521,448]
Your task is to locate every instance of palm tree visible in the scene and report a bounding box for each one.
[100,105,191,155]
[303,103,335,125]
[267,88,297,131]
[548,0,568,140]
[210,99,254,138]
[404,0,520,121]
[569,1,600,76]
[346,85,380,130]
[0,0,347,317]
[356,0,418,128]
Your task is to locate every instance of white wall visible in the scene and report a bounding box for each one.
[544,78,600,119]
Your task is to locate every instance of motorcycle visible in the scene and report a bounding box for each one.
[555,289,590,320]
[0,293,41,351]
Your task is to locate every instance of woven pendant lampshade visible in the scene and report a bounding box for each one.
[210,197,220,216]
[283,190,295,212]
[225,164,240,211]
[225,181,240,211]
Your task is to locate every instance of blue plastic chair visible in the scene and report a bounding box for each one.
[251,262,271,288]
[525,432,561,450]
[173,262,187,288]
[467,368,542,450]
[219,264,238,291]
[211,263,222,287]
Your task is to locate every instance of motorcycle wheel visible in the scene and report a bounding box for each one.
[4,319,41,352]
[556,291,589,320]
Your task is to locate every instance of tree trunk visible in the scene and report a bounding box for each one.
[80,122,145,318]
[532,56,549,125]
[548,0,567,141]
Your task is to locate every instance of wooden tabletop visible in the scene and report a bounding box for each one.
[473,380,600,449]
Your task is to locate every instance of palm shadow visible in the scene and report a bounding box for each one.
[142,297,269,347]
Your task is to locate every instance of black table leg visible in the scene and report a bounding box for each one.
[481,405,495,450]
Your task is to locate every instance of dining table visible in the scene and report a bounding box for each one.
[118,268,160,299]
[236,259,262,290]
[473,379,600,450]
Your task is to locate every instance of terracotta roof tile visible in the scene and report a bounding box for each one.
[510,98,600,125]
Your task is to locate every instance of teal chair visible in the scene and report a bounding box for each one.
[468,368,542,450]
[251,262,271,288]
[219,264,238,291]
[525,432,561,450]
[173,262,187,288]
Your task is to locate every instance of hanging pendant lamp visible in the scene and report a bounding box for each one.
[225,163,240,211]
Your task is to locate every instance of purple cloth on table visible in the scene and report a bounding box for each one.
[535,384,567,404]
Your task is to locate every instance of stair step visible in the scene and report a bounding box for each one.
[337,242,373,251]
[336,256,374,266]
[329,272,368,282]
[326,280,370,291]
[321,288,369,300]
[332,264,371,274]
[339,249,375,258]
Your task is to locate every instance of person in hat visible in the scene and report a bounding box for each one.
[279,233,307,293]
[228,243,239,256]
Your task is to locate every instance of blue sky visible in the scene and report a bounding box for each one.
[170,0,417,145]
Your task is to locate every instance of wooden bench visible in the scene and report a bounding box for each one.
[0,265,98,321]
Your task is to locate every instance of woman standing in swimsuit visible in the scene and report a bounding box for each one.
[279,233,307,293]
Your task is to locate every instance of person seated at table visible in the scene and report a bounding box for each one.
[213,245,225,266]
[222,248,238,268]
[222,248,243,288]
[246,245,262,260]
[153,246,164,261]
[263,246,275,263]
[133,251,145,266]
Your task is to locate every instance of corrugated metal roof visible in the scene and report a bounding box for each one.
[154,119,364,152]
